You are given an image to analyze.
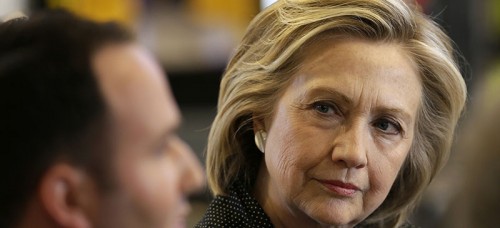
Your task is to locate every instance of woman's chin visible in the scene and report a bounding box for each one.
[301,204,364,227]
[310,215,358,228]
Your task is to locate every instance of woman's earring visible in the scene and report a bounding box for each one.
[254,130,267,153]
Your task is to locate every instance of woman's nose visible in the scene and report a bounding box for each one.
[330,123,368,169]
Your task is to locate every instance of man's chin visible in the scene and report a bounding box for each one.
[169,217,187,228]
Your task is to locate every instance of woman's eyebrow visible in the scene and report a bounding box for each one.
[305,86,414,122]
[374,107,413,124]
[303,86,352,105]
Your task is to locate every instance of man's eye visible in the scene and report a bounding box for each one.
[373,119,401,135]
[154,137,173,157]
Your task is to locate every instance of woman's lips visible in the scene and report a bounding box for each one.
[318,179,360,197]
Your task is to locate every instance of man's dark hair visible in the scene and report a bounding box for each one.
[0,9,133,227]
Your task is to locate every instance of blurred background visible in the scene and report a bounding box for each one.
[1,0,499,227]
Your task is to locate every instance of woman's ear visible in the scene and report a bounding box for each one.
[252,114,266,133]
[38,163,99,228]
[253,114,268,153]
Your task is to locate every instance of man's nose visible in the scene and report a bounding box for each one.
[176,139,205,194]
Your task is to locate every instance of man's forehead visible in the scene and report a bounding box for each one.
[92,43,165,92]
[92,42,180,141]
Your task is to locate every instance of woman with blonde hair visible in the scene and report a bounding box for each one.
[197,0,467,227]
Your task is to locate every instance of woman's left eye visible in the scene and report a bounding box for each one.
[315,104,331,113]
[373,118,401,135]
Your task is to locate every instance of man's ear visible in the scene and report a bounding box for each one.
[38,163,99,228]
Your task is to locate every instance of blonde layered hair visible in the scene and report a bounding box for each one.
[206,0,467,226]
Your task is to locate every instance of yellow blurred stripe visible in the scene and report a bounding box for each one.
[46,0,139,27]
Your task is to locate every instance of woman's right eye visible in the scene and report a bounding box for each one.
[313,102,339,116]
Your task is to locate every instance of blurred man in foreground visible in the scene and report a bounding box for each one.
[0,10,204,228]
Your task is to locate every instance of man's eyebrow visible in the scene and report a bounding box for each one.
[158,121,181,142]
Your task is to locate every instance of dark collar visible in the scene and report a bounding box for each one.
[196,181,273,227]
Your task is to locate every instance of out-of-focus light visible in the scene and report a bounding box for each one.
[0,0,28,20]
[46,0,138,27]
[260,0,278,10]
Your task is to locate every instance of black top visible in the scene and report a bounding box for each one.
[195,181,273,228]
[196,181,417,228]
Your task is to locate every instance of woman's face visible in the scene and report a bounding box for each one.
[256,38,421,227]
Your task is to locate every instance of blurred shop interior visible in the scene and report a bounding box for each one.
[2,0,500,227]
